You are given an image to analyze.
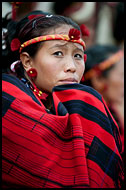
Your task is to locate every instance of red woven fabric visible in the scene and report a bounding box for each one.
[2,74,124,188]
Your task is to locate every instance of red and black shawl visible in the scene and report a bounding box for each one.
[2,73,124,188]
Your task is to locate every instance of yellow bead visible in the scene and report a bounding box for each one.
[39,91,42,94]
[34,89,37,92]
[30,71,33,74]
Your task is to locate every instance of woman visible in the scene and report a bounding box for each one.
[82,45,124,159]
[2,14,123,188]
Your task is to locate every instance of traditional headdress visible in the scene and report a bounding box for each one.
[19,27,86,53]
[10,12,89,59]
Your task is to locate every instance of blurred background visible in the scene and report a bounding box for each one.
[2,2,124,48]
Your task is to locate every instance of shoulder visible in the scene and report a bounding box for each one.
[52,83,105,116]
[2,73,32,97]
[2,73,26,88]
[79,83,102,101]
[2,73,42,106]
[53,83,102,102]
[2,73,26,89]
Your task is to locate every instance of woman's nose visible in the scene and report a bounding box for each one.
[64,57,76,73]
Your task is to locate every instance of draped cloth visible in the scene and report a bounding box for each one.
[2,73,124,188]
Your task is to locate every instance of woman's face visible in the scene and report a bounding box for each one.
[104,57,124,104]
[31,25,85,92]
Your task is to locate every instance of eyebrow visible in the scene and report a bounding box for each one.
[49,43,84,53]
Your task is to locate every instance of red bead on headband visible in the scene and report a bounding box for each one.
[19,28,86,53]
[69,28,80,40]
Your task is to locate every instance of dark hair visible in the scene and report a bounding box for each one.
[18,15,80,57]
[82,44,121,86]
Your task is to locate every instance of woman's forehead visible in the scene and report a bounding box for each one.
[44,40,84,51]
[45,25,84,50]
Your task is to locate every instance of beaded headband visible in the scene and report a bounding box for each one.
[84,50,124,80]
[19,28,86,53]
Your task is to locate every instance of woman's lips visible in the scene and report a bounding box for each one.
[59,78,78,84]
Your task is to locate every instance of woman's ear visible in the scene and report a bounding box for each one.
[20,52,33,71]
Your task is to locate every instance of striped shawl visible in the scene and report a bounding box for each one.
[2,73,124,188]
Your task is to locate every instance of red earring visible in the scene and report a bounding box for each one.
[27,68,37,79]
[26,68,48,101]
[26,68,40,96]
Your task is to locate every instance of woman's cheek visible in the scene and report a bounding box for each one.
[79,62,85,79]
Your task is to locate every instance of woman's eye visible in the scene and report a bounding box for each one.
[74,54,83,59]
[53,51,63,56]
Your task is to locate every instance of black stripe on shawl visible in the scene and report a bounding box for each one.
[103,103,122,154]
[59,100,113,135]
[57,102,68,116]
[2,91,15,117]
[87,136,122,187]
